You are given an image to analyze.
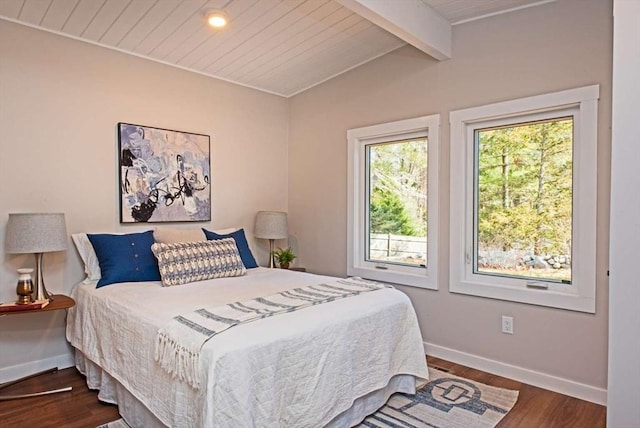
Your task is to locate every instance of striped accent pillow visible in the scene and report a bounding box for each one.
[151,238,246,286]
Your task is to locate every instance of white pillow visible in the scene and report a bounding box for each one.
[71,233,101,283]
[153,227,206,244]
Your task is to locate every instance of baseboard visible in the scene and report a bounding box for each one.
[0,351,75,384]
[424,341,607,406]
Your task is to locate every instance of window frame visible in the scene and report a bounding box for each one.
[347,115,440,290]
[449,85,599,313]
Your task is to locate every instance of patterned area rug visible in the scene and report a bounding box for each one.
[99,368,518,428]
[357,368,518,427]
[98,421,129,428]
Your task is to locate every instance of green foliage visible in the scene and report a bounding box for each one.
[370,189,416,235]
[368,139,427,237]
[274,247,296,264]
[477,118,573,255]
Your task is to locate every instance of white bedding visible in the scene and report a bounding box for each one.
[66,268,428,427]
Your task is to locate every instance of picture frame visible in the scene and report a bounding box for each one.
[118,122,211,223]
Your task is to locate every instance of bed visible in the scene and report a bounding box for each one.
[66,230,428,428]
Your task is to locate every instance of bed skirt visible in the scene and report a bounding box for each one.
[75,350,418,428]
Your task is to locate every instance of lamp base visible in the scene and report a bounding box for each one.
[34,253,54,301]
[269,239,276,268]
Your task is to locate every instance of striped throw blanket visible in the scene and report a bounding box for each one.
[155,277,390,388]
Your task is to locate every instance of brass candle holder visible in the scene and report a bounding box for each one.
[16,268,34,304]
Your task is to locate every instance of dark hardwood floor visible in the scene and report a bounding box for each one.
[0,356,606,427]
[0,367,119,427]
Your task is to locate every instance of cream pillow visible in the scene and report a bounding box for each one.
[72,233,101,283]
[153,227,206,244]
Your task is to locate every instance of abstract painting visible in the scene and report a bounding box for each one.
[118,123,211,223]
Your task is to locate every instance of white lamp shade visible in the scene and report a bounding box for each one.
[5,213,68,254]
[254,211,288,240]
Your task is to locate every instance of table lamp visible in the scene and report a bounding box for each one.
[254,211,288,268]
[5,213,68,301]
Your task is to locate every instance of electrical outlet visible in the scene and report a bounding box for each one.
[501,316,514,334]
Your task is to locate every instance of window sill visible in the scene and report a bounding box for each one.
[348,266,437,290]
[450,279,595,313]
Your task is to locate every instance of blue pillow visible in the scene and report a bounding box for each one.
[87,231,161,288]
[202,228,258,268]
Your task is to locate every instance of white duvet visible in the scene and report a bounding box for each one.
[66,268,428,427]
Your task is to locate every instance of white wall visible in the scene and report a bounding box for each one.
[289,0,612,402]
[0,20,289,381]
[607,0,640,424]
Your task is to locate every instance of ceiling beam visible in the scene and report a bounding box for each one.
[337,0,451,61]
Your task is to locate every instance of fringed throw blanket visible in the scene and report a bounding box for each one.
[155,277,390,388]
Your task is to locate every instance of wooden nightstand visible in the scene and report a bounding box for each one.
[289,267,306,272]
[0,294,75,400]
[0,294,75,316]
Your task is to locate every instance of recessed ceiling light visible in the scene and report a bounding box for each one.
[206,11,228,28]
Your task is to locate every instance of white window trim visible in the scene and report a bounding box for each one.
[347,115,440,290]
[449,85,599,313]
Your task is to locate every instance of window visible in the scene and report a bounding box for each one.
[450,85,599,313]
[348,115,439,289]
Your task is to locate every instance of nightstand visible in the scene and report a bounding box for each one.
[0,295,75,316]
[290,267,306,272]
[0,294,75,401]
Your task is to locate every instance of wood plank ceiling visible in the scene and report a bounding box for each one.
[0,0,550,97]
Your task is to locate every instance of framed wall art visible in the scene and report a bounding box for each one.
[118,122,211,223]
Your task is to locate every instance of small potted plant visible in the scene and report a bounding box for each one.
[274,247,296,269]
